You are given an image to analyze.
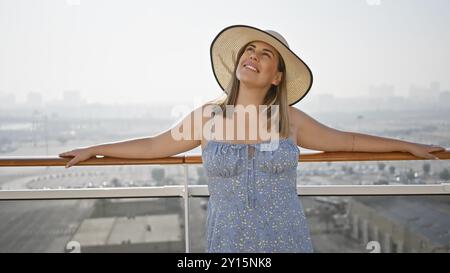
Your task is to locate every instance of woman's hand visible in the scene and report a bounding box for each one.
[406,143,446,160]
[59,148,95,168]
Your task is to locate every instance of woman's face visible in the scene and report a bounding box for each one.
[236,41,282,89]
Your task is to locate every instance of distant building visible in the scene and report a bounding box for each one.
[0,93,16,106]
[305,93,337,112]
[70,214,183,252]
[408,82,441,102]
[438,91,450,105]
[26,92,43,106]
[68,198,185,252]
[430,81,440,93]
[348,196,450,253]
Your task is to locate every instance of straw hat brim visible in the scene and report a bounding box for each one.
[210,25,313,106]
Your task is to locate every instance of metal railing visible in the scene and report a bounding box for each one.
[1,149,449,252]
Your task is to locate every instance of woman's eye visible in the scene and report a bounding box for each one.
[246,47,271,58]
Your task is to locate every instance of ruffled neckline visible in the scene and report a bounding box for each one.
[202,137,296,152]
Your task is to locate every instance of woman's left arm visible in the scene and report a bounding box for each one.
[344,131,445,160]
[291,107,446,160]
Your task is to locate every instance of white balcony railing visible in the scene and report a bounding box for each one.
[1,149,449,253]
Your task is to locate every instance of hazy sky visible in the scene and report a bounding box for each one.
[1,0,449,105]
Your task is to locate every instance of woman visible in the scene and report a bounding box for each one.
[59,25,445,253]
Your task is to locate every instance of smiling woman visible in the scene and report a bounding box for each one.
[58,24,445,254]
[200,25,315,253]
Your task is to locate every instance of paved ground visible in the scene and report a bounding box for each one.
[0,199,96,252]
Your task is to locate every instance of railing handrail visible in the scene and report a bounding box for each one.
[0,150,449,167]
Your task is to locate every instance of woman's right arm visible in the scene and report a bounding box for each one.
[59,105,206,168]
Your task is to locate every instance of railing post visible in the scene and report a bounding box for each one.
[183,164,190,253]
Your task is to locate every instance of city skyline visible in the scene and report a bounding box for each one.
[1,80,449,105]
[1,0,450,105]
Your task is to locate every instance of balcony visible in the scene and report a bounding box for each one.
[1,150,449,253]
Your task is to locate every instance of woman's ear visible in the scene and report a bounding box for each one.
[272,72,283,86]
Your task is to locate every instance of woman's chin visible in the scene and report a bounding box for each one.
[238,75,260,86]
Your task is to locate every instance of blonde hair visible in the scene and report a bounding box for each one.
[208,41,290,138]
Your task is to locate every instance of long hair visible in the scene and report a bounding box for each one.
[208,41,290,138]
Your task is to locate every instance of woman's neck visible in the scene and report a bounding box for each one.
[235,82,268,107]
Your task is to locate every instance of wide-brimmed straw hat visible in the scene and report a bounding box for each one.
[210,24,313,106]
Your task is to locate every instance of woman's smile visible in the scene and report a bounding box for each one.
[243,60,259,73]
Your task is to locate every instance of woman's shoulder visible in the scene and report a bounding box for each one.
[288,106,312,135]
[288,105,304,123]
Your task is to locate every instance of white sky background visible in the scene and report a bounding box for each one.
[0,0,449,105]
